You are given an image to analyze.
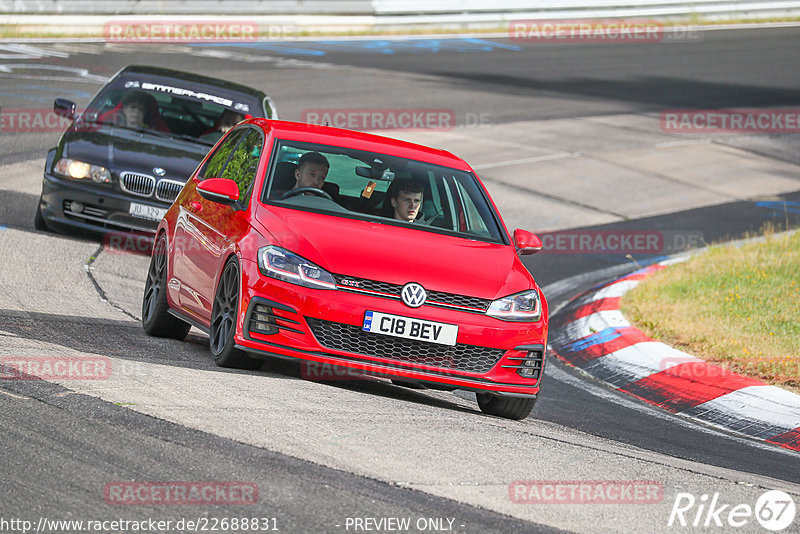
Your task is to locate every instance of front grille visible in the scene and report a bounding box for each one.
[306,317,504,373]
[332,274,492,312]
[427,289,491,310]
[155,179,185,203]
[120,172,155,197]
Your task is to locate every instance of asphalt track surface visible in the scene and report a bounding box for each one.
[1,27,799,533]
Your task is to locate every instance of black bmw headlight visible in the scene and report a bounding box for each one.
[53,158,111,184]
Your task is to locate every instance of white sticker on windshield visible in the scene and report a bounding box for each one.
[140,82,233,107]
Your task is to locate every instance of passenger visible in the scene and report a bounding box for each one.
[200,110,245,143]
[293,151,329,191]
[386,178,424,222]
[218,110,244,134]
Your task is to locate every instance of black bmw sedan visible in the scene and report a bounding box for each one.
[35,65,278,234]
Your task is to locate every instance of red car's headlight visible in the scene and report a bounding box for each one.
[486,290,542,322]
[257,246,336,290]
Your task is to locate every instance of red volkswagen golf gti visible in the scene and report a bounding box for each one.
[142,119,548,419]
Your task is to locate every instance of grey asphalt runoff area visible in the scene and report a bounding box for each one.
[1,27,799,533]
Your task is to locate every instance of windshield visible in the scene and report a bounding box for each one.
[79,73,262,145]
[263,140,506,243]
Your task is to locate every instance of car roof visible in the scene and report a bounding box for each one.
[120,65,268,99]
[252,119,472,171]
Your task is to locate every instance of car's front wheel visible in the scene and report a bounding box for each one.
[476,393,536,420]
[209,257,262,370]
[142,234,191,340]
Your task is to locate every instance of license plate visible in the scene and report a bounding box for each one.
[129,202,167,222]
[362,311,458,346]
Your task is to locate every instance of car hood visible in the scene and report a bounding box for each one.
[61,125,209,182]
[254,205,535,300]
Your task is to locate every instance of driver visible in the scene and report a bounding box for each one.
[293,151,329,191]
[118,92,150,129]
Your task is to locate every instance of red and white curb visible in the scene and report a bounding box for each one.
[549,261,800,452]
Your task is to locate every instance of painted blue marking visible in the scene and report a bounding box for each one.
[0,91,56,104]
[362,311,374,331]
[755,200,800,216]
[17,84,93,98]
[563,327,621,353]
[0,225,8,231]
[191,38,520,56]
[191,42,326,56]
[0,85,93,104]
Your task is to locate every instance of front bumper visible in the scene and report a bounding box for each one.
[234,258,548,396]
[40,170,169,235]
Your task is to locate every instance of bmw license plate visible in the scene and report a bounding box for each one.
[362,311,458,346]
[129,202,167,222]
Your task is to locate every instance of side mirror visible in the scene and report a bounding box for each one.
[514,229,543,255]
[54,98,76,119]
[197,178,242,209]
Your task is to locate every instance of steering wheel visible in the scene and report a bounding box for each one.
[281,187,333,200]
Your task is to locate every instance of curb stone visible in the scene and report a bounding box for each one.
[549,261,800,452]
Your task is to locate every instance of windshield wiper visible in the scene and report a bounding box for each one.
[167,132,213,146]
[107,123,212,145]
[107,123,171,138]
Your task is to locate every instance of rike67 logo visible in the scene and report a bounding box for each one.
[668,490,796,531]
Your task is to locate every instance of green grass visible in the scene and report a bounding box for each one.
[621,230,800,393]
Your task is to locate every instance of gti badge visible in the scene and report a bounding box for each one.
[153,167,166,177]
[401,282,427,308]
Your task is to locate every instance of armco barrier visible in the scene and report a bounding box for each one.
[1,0,799,22]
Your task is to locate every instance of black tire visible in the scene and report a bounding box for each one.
[209,257,262,370]
[476,393,536,420]
[34,200,49,231]
[142,234,191,340]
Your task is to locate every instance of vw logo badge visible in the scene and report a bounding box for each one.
[153,167,166,177]
[401,282,427,308]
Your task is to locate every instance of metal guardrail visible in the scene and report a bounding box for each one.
[1,0,800,18]
[0,1,374,14]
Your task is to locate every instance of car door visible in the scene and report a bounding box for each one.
[173,128,263,321]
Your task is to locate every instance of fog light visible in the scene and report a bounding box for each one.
[69,201,84,214]
[249,304,278,335]
[516,355,542,379]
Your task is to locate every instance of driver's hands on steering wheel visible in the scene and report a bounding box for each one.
[281,187,333,201]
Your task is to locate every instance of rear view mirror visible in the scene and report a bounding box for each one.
[514,229,543,255]
[54,98,76,119]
